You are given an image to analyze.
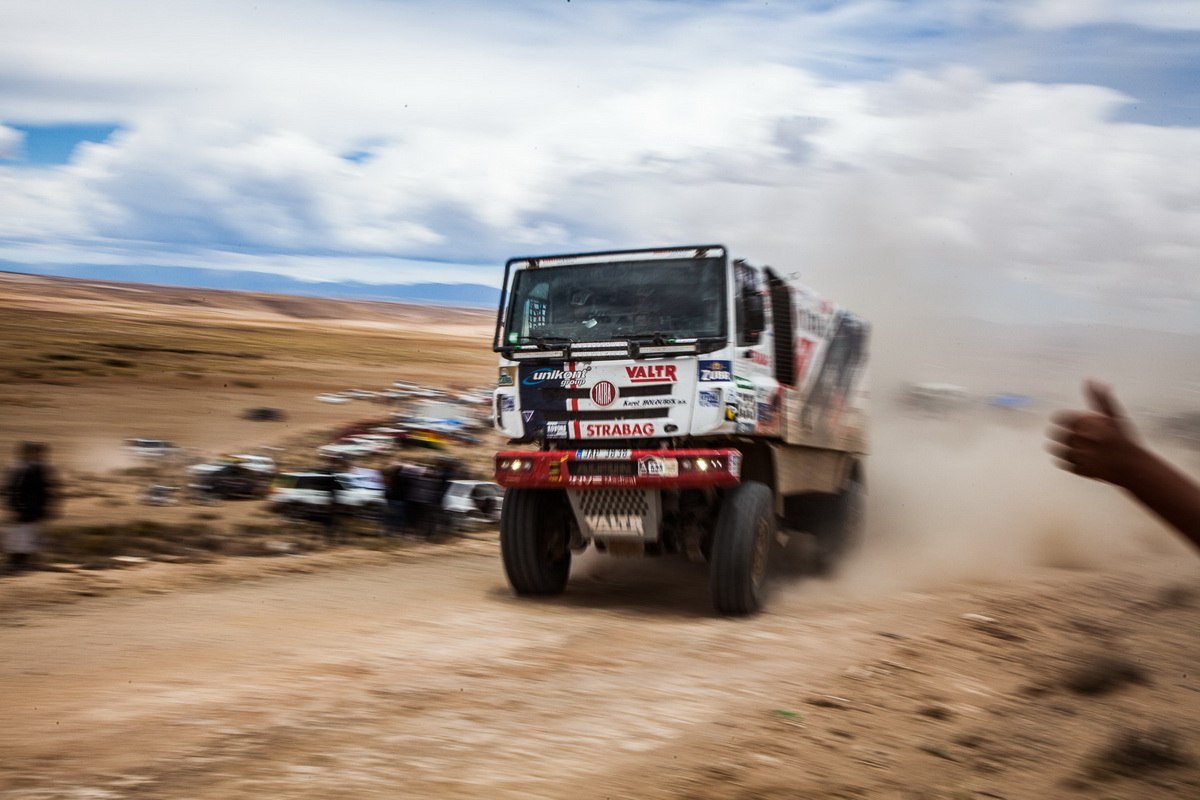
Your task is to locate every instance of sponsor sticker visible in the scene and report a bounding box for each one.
[546,421,569,438]
[626,364,678,383]
[500,395,516,412]
[498,367,516,387]
[522,410,535,422]
[734,376,754,390]
[699,360,732,382]
[738,391,758,421]
[638,456,679,478]
[522,365,591,387]
[575,449,633,460]
[583,422,655,438]
[621,397,687,408]
[590,380,617,407]
[698,389,719,408]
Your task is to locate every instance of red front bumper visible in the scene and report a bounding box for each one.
[495,448,742,490]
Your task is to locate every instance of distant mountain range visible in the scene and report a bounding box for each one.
[0,261,502,307]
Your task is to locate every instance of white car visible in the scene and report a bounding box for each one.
[267,472,385,518]
[228,454,277,474]
[442,480,504,525]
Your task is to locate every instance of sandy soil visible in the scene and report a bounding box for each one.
[2,274,1199,799]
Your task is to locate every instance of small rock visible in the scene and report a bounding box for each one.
[917,703,954,720]
[111,555,147,565]
[961,613,996,625]
[805,695,851,710]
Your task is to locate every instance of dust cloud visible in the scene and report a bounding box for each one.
[832,406,1182,598]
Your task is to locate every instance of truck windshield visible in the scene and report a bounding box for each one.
[503,256,726,346]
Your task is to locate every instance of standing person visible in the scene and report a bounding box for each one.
[315,460,344,544]
[382,461,409,537]
[399,461,424,537]
[412,463,439,538]
[432,456,460,536]
[1047,380,1200,550]
[4,442,58,573]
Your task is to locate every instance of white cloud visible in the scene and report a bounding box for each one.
[0,125,22,159]
[1013,0,1200,31]
[0,1,1197,331]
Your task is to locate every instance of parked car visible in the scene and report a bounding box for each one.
[442,480,504,526]
[227,454,277,475]
[267,471,385,518]
[188,462,269,500]
[125,438,179,458]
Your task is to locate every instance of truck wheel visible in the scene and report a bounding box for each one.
[810,470,865,574]
[710,481,776,615]
[500,488,571,596]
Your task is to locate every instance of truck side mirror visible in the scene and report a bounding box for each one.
[742,293,764,345]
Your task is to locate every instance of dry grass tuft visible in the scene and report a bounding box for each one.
[1061,652,1148,696]
[1086,726,1193,779]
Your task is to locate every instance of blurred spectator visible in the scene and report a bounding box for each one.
[314,457,345,543]
[382,461,409,537]
[1048,380,1200,551]
[432,456,460,536]
[412,464,440,538]
[4,442,58,573]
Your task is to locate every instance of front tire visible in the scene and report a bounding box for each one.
[709,481,776,615]
[500,488,572,596]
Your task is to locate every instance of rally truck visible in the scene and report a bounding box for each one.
[491,245,869,614]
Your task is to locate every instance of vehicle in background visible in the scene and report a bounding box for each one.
[492,244,870,615]
[443,480,504,527]
[267,471,385,518]
[125,438,180,458]
[187,462,270,501]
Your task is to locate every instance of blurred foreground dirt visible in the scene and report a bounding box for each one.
[2,542,1199,800]
[2,273,1199,798]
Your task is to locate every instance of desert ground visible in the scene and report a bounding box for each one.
[1,271,1199,799]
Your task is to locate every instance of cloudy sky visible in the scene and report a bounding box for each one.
[1,0,1198,330]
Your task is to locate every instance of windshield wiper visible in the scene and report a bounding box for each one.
[509,334,575,352]
[615,331,669,345]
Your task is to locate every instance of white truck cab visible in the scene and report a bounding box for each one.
[492,245,870,614]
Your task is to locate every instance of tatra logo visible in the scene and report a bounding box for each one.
[625,364,677,383]
[699,360,732,382]
[590,380,617,406]
[523,366,591,387]
[584,422,654,437]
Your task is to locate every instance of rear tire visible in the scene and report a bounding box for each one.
[709,481,776,615]
[500,488,572,596]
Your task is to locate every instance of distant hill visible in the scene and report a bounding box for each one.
[0,261,501,308]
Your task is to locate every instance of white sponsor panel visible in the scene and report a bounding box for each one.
[582,422,655,438]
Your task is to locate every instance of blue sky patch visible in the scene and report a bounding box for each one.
[3,123,121,165]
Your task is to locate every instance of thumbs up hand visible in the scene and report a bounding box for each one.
[1047,380,1144,487]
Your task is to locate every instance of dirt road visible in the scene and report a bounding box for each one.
[2,542,1199,800]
